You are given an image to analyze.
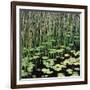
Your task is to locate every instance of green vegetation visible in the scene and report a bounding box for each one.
[20,9,80,78]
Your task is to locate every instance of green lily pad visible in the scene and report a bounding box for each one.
[56,49,64,53]
[27,63,34,73]
[42,68,53,74]
[29,57,33,61]
[41,75,45,78]
[74,68,80,71]
[21,57,28,67]
[60,57,65,60]
[42,56,48,60]
[35,53,41,56]
[49,49,56,53]
[57,73,65,77]
[66,34,70,37]
[33,56,39,59]
[66,69,73,74]
[64,54,70,59]
[74,51,80,58]
[70,50,75,54]
[29,48,35,52]
[65,47,71,51]
[72,72,79,76]
[53,64,62,71]
[74,36,79,39]
[43,59,54,68]
[69,43,73,47]
[32,75,36,78]
[21,70,28,77]
[60,45,65,49]
[61,60,69,65]
[74,62,80,65]
[44,75,48,78]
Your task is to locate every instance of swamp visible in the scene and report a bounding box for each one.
[20,9,80,78]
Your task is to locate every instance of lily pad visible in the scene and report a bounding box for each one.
[57,73,65,77]
[72,72,79,76]
[60,45,65,49]
[32,75,36,78]
[64,54,70,59]
[69,43,73,47]
[43,59,54,68]
[21,70,28,77]
[33,56,39,59]
[42,56,48,60]
[66,69,73,74]
[74,68,80,71]
[42,68,53,74]
[53,64,62,71]
[27,62,34,73]
[21,57,28,67]
[74,62,80,65]
[70,50,75,53]
[35,52,41,56]
[56,49,64,53]
[74,51,80,58]
[60,57,65,60]
[44,75,48,78]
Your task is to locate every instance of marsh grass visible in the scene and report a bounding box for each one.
[20,9,80,78]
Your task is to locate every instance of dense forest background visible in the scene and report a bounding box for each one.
[20,9,80,78]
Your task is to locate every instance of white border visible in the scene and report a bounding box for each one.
[16,6,85,85]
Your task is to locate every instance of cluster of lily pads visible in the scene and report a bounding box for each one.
[21,43,80,78]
